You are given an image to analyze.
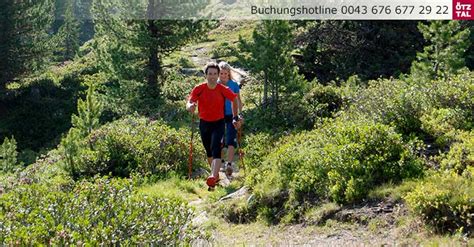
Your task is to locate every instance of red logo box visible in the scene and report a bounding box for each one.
[453,0,474,20]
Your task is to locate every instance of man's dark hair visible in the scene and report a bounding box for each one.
[204,62,220,75]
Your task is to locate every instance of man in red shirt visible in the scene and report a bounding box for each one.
[186,62,241,190]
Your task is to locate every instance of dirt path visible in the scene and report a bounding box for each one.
[208,201,414,246]
[189,168,436,246]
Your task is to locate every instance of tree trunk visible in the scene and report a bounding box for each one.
[263,70,268,109]
[275,81,279,113]
[146,1,161,88]
[147,22,161,84]
[271,81,276,112]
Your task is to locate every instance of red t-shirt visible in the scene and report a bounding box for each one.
[189,82,237,121]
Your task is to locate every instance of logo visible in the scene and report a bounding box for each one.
[453,0,474,20]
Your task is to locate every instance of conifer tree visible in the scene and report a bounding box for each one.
[0,0,54,91]
[71,80,103,137]
[0,136,21,173]
[238,20,300,111]
[411,21,471,82]
[91,0,211,92]
[56,0,81,61]
[62,78,103,176]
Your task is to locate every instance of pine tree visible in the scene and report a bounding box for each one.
[55,0,81,61]
[91,0,211,93]
[410,21,471,82]
[60,128,81,178]
[238,20,300,111]
[0,0,55,92]
[0,136,21,173]
[60,78,103,178]
[71,80,103,138]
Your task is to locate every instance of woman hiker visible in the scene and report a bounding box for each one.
[218,61,243,177]
[186,62,242,190]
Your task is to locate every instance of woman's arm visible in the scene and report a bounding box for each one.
[231,98,241,129]
[237,93,243,114]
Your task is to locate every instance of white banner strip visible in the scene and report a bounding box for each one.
[82,0,474,20]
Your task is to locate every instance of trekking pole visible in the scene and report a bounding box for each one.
[237,127,245,175]
[188,113,195,179]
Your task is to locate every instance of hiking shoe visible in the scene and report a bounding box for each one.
[220,159,226,171]
[225,162,233,177]
[206,176,220,189]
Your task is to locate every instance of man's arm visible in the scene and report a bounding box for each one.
[187,85,200,113]
[186,100,196,113]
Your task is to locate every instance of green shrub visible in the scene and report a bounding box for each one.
[249,119,423,221]
[18,149,38,166]
[161,69,201,102]
[215,197,257,224]
[420,108,468,146]
[0,53,98,152]
[243,107,286,133]
[405,168,474,235]
[242,133,280,186]
[427,71,474,128]
[300,82,346,126]
[211,41,235,59]
[345,70,474,137]
[0,149,70,194]
[99,78,148,118]
[243,81,347,132]
[439,131,474,174]
[60,116,205,178]
[0,136,22,173]
[177,56,195,68]
[345,78,427,136]
[0,176,204,245]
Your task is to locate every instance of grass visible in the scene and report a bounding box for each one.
[418,235,473,246]
[137,176,207,203]
[207,20,257,43]
[163,20,258,68]
[303,202,341,225]
[212,220,312,246]
[162,50,195,68]
[367,179,420,202]
[368,217,389,233]
[137,172,245,205]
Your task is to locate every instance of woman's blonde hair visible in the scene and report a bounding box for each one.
[218,61,247,83]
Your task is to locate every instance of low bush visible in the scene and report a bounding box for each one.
[215,197,257,224]
[344,70,474,137]
[438,131,474,174]
[242,133,279,184]
[60,116,205,178]
[344,78,427,136]
[0,149,68,194]
[420,108,468,147]
[242,81,347,132]
[161,69,201,102]
[405,167,474,235]
[302,82,346,122]
[248,119,424,222]
[0,176,204,245]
